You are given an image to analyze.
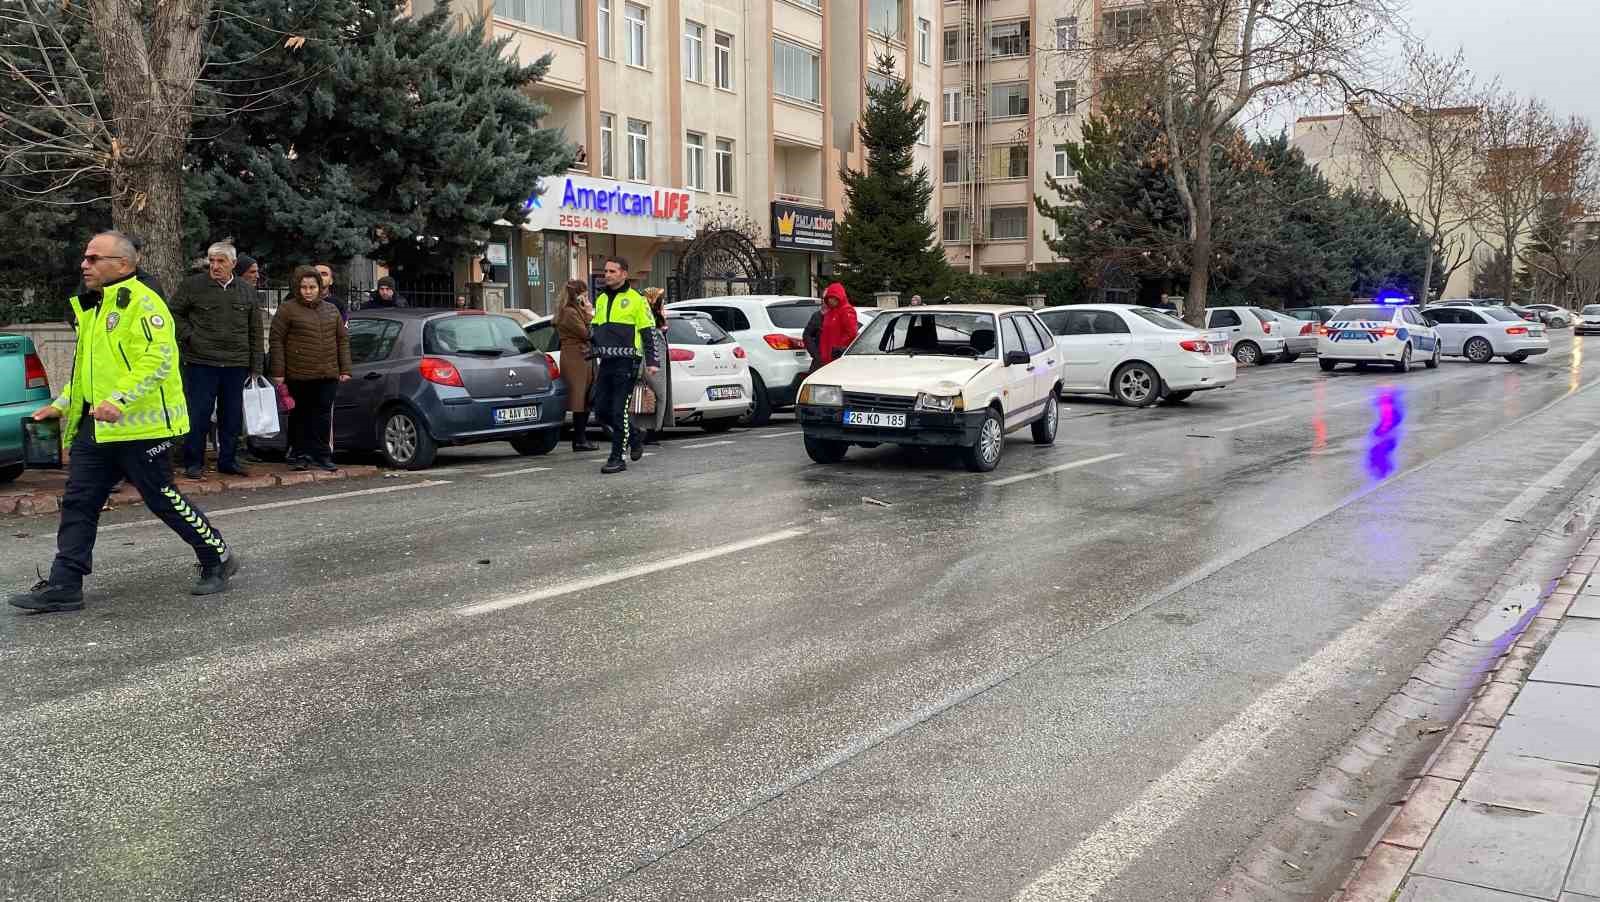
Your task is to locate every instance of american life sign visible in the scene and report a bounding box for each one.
[523,174,696,239]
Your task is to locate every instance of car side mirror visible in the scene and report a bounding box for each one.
[1005,350,1031,366]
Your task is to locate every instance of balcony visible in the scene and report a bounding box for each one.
[774,144,824,205]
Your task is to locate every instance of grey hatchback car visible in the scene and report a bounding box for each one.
[255,309,568,469]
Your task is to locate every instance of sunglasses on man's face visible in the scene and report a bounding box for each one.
[82,254,126,264]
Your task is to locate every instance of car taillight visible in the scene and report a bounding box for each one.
[1262,320,1273,333]
[1506,326,1529,335]
[732,346,746,358]
[419,356,464,387]
[23,352,48,391]
[544,352,560,380]
[1300,323,1314,336]
[1178,339,1210,353]
[669,347,695,362]
[764,333,804,351]
[1317,324,1330,336]
[1379,327,1398,337]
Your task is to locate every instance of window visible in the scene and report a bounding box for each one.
[664,315,734,345]
[942,88,963,124]
[626,118,649,181]
[943,28,961,63]
[599,112,615,177]
[597,0,612,57]
[1001,317,1027,359]
[1023,315,1056,351]
[1103,8,1151,46]
[773,38,821,104]
[768,300,821,329]
[685,131,705,190]
[988,20,1029,58]
[991,81,1029,118]
[683,20,704,81]
[988,205,1027,239]
[348,319,403,364]
[942,209,969,242]
[942,149,965,183]
[868,0,904,39]
[1054,80,1078,115]
[714,32,734,89]
[624,2,647,67]
[989,145,1028,180]
[425,315,534,356]
[678,304,750,332]
[493,0,582,39]
[715,137,734,193]
[1055,16,1078,50]
[1053,144,1074,179]
[1006,315,1047,356]
[1402,307,1425,326]
[918,100,930,145]
[867,69,895,94]
[917,17,931,64]
[1208,309,1242,328]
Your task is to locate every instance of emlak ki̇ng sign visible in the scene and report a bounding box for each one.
[522,174,695,239]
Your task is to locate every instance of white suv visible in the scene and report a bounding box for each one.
[1205,306,1288,366]
[667,295,819,424]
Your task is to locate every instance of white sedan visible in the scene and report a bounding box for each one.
[662,312,754,431]
[1317,303,1441,373]
[1421,304,1549,363]
[1035,304,1236,406]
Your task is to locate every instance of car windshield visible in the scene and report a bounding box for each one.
[424,314,533,356]
[1332,305,1392,321]
[849,311,999,359]
[1129,307,1191,330]
[1484,308,1523,322]
[766,300,820,329]
[665,315,732,345]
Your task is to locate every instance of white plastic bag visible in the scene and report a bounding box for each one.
[243,375,281,437]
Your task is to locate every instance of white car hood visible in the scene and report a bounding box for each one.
[807,354,995,396]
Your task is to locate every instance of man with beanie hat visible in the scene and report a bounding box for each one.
[366,276,408,310]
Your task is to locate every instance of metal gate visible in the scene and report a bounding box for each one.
[668,229,791,299]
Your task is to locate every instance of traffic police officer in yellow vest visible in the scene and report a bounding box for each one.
[8,232,240,614]
[590,256,660,474]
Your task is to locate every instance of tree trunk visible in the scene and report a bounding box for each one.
[1419,234,1437,302]
[1500,234,1517,303]
[111,157,186,294]
[1183,158,1214,327]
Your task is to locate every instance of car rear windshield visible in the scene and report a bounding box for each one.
[1586,306,1600,315]
[1129,308,1191,330]
[850,311,999,359]
[666,316,732,345]
[1332,305,1390,321]
[1250,308,1276,324]
[424,314,533,357]
[1484,308,1523,322]
[766,300,820,329]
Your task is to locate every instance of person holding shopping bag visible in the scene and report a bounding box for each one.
[268,266,350,472]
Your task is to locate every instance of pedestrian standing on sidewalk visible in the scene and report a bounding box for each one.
[365,276,408,310]
[269,266,351,472]
[556,279,598,452]
[638,286,672,449]
[818,282,859,366]
[170,242,263,479]
[803,306,823,374]
[315,263,348,322]
[589,257,659,474]
[8,231,240,614]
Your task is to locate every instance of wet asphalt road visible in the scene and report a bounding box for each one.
[5,334,1600,901]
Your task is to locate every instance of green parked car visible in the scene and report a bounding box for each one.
[0,332,53,483]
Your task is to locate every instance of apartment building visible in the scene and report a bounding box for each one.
[414,0,945,313]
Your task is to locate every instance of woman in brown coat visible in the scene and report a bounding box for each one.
[555,279,597,452]
[269,265,351,472]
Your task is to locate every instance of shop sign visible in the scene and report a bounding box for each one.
[522,174,695,239]
[771,202,836,252]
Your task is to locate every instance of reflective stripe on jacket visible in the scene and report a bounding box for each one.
[590,286,660,367]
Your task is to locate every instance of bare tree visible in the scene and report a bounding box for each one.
[1514,122,1597,307]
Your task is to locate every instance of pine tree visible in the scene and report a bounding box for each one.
[833,54,951,301]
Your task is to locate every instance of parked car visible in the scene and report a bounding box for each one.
[250,309,567,469]
[0,332,51,483]
[1523,304,1572,328]
[666,295,819,425]
[663,311,754,432]
[1578,305,1600,336]
[1035,304,1235,406]
[796,306,1063,472]
[1266,310,1318,360]
[1205,306,1288,366]
[1421,305,1549,363]
[1504,304,1541,323]
[1318,302,1441,372]
[1285,306,1341,324]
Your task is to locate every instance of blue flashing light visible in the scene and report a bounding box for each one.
[1375,290,1414,306]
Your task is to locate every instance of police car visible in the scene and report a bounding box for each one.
[1317,297,1441,373]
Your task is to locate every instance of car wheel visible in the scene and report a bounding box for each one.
[379,407,437,470]
[510,428,560,456]
[803,435,848,464]
[1426,342,1440,369]
[743,372,773,426]
[1111,362,1161,408]
[1319,359,1338,372]
[1164,390,1195,403]
[963,409,1005,472]
[1393,343,1412,373]
[1506,352,1529,364]
[1233,341,1261,366]
[1031,393,1059,445]
[1465,337,1494,364]
[0,462,22,484]
[701,418,737,433]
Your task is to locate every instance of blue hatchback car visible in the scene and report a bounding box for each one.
[0,332,52,483]
[252,309,568,469]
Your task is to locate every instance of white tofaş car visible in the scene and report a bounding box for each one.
[1317,302,1441,373]
[1035,304,1237,406]
[796,306,1064,472]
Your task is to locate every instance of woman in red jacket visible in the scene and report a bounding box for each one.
[817,282,859,365]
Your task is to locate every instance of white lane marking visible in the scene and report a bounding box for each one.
[1213,414,1289,433]
[484,466,552,479]
[986,453,1125,487]
[683,440,737,449]
[758,431,803,439]
[100,481,452,532]
[1011,428,1600,902]
[456,527,809,616]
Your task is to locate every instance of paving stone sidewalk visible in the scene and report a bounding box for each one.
[1358,539,1600,901]
[0,458,381,517]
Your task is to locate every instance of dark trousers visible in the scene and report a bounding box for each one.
[51,427,228,588]
[182,364,249,470]
[592,359,638,461]
[286,379,338,462]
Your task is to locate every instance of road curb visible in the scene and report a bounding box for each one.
[0,464,382,518]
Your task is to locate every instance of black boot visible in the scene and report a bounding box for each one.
[8,579,84,613]
[601,457,627,474]
[630,423,645,461]
[192,553,242,596]
[572,412,598,452]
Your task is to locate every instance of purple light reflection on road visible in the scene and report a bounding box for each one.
[1365,386,1406,481]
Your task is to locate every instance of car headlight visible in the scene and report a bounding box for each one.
[800,384,843,406]
[915,392,961,412]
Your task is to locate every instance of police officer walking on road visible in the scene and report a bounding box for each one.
[8,232,241,614]
[589,257,659,474]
